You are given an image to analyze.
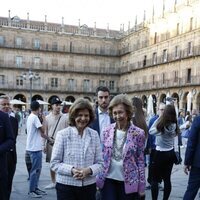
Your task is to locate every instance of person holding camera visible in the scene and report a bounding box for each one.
[44,97,68,190]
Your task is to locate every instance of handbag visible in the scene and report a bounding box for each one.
[174,145,182,165]
[47,115,62,146]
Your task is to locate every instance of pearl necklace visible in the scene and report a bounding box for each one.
[112,128,128,161]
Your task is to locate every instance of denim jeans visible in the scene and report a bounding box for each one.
[27,151,42,192]
[183,167,200,200]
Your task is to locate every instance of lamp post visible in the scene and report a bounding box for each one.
[22,70,40,103]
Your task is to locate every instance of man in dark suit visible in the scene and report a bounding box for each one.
[90,86,114,142]
[183,115,200,199]
[0,108,14,200]
[0,95,18,199]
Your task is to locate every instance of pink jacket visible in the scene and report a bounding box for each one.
[96,123,145,194]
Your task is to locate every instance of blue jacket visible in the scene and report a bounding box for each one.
[184,115,200,167]
[146,115,158,149]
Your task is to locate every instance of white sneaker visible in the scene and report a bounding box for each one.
[44,183,55,190]
[28,191,42,198]
[35,188,47,195]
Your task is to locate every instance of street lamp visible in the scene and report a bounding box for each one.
[22,70,40,103]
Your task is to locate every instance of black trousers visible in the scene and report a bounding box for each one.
[7,151,17,199]
[151,149,174,200]
[56,182,96,200]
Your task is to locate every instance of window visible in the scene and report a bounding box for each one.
[0,36,5,46]
[68,79,75,90]
[163,49,168,62]
[16,76,23,86]
[15,37,22,47]
[109,80,115,91]
[52,42,58,51]
[99,80,105,86]
[51,78,58,87]
[16,56,22,67]
[0,75,5,84]
[70,42,73,52]
[34,39,40,49]
[162,73,165,84]
[190,17,193,31]
[143,55,147,67]
[83,79,90,91]
[153,52,157,64]
[176,23,180,35]
[188,42,193,55]
[154,32,157,44]
[152,75,155,85]
[34,57,40,67]
[187,68,191,83]
[174,71,178,82]
[175,46,179,58]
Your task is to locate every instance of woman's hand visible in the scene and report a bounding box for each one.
[71,167,92,180]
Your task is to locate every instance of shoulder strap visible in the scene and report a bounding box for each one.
[51,115,62,139]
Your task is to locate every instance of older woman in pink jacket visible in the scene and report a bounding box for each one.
[96,94,146,200]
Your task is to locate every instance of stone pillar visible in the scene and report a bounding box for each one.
[93,22,96,36]
[44,15,47,31]
[27,12,30,29]
[8,10,11,26]
[61,17,64,33]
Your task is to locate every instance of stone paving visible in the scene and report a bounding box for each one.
[10,129,199,200]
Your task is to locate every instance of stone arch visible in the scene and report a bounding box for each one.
[182,91,190,114]
[141,95,147,109]
[159,93,166,104]
[196,92,200,112]
[13,94,27,103]
[84,96,92,102]
[65,96,75,103]
[152,94,157,115]
[12,93,27,111]
[32,94,44,101]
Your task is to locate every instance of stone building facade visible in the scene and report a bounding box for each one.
[0,0,200,114]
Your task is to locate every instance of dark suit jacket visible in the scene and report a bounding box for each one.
[184,115,200,167]
[89,108,115,136]
[8,116,18,164]
[0,111,14,180]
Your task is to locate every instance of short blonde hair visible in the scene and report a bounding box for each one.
[68,98,95,126]
[108,94,133,121]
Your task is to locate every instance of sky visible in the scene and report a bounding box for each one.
[0,0,168,30]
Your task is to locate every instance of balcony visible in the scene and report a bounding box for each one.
[119,45,200,74]
[119,76,200,93]
[0,60,120,75]
[0,81,119,94]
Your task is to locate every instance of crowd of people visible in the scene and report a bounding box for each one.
[0,87,200,200]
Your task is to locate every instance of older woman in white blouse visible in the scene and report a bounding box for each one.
[50,98,103,200]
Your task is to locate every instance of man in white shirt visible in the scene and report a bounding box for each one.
[26,101,53,198]
[90,86,114,142]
